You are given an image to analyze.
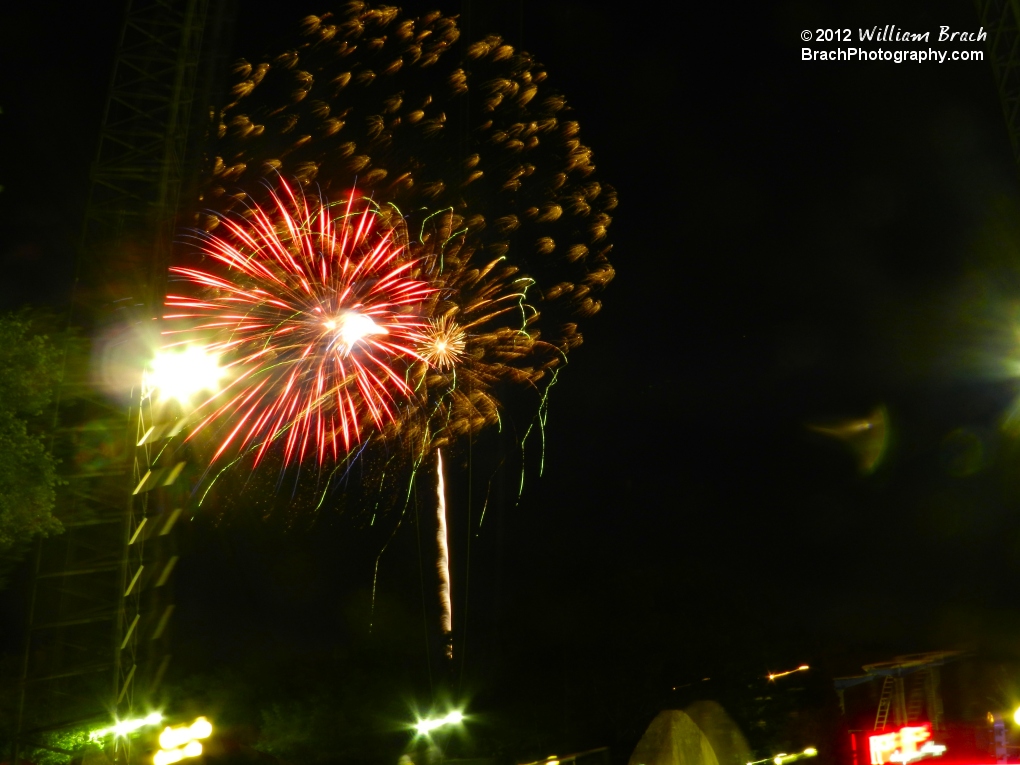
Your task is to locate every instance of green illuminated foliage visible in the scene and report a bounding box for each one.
[0,312,63,582]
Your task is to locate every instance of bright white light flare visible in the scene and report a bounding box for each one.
[328,311,389,354]
[414,710,465,735]
[89,712,163,742]
[146,346,224,404]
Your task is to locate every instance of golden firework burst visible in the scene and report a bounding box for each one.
[419,316,467,371]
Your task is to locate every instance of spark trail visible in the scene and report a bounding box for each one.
[435,447,453,658]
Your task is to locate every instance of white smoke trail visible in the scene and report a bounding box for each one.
[436,448,453,658]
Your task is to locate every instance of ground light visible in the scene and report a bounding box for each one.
[413,710,464,736]
[153,717,213,765]
[88,712,164,742]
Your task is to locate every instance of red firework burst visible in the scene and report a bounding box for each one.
[163,181,434,465]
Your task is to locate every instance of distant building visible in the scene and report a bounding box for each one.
[835,652,1020,765]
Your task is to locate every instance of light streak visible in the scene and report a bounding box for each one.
[768,664,810,681]
[436,447,452,658]
[747,748,818,765]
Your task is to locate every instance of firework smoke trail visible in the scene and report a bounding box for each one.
[435,447,453,658]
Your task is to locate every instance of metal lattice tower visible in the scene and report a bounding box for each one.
[835,652,958,733]
[977,0,1020,169]
[12,0,232,761]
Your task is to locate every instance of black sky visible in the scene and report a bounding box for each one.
[4,0,1020,759]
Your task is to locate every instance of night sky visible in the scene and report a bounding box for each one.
[4,0,1020,761]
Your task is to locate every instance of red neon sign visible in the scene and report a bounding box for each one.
[868,724,946,765]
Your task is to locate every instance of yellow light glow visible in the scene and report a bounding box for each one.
[804,749,817,756]
[154,749,184,765]
[1013,706,1020,725]
[147,346,223,404]
[159,727,185,750]
[183,742,203,758]
[189,717,213,740]
[153,742,204,765]
[158,717,213,750]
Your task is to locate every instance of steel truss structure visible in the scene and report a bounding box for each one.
[834,652,960,732]
[977,0,1020,169]
[12,0,233,761]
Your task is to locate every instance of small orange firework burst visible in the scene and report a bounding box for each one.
[419,316,467,372]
